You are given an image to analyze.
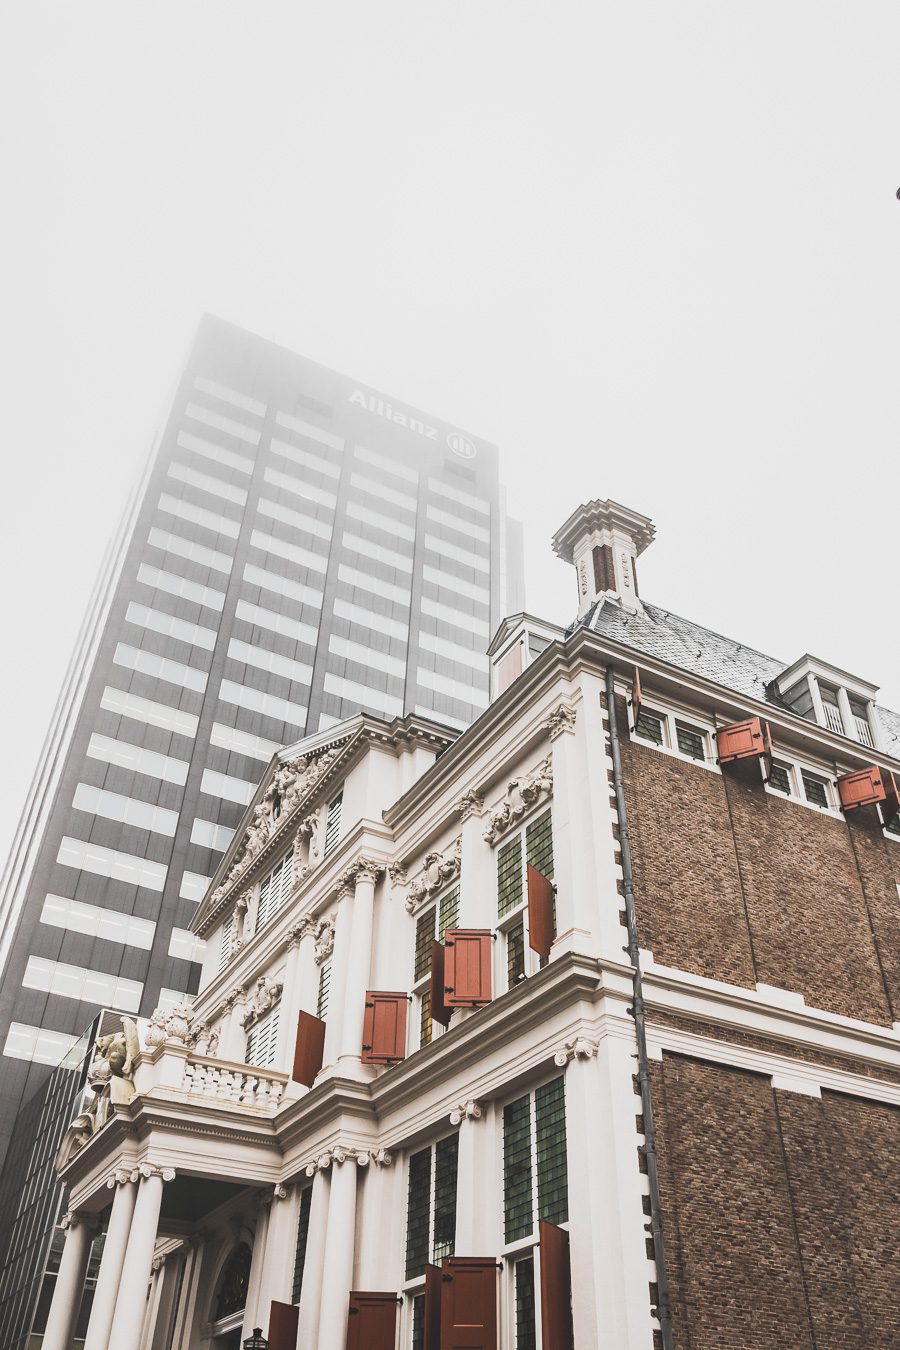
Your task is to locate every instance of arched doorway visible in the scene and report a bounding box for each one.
[209,1241,251,1349]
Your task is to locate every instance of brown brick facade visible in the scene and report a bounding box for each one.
[652,1054,900,1349]
[617,703,900,1025]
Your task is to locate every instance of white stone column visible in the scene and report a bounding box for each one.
[41,1210,95,1350]
[354,1152,398,1287]
[83,1172,139,1350]
[450,1100,488,1254]
[253,1185,298,1332]
[297,1168,329,1349]
[169,1235,204,1350]
[277,923,318,1084]
[219,986,248,1062]
[338,860,380,1066]
[322,890,353,1068]
[316,1151,361,1350]
[138,1257,165,1350]
[240,1195,272,1343]
[456,793,491,927]
[109,1166,173,1350]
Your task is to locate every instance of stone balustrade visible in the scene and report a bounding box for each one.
[181,1054,287,1108]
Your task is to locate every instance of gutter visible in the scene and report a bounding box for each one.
[605,665,675,1350]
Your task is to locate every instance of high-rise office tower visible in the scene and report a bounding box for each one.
[0,314,524,1166]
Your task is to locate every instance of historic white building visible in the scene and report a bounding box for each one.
[43,499,900,1350]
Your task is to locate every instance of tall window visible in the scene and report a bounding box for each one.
[323,792,343,856]
[316,959,332,1019]
[412,885,460,1047]
[405,1135,459,1281]
[503,1077,569,1346]
[291,1185,313,1303]
[255,848,294,931]
[496,809,554,988]
[245,1004,280,1069]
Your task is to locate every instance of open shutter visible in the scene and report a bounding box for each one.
[836,765,890,811]
[630,666,642,727]
[361,991,408,1064]
[716,716,768,766]
[292,1010,326,1087]
[761,721,774,782]
[346,1292,399,1350]
[268,1299,299,1350]
[431,941,451,1028]
[439,1258,498,1350]
[527,864,555,958]
[443,930,493,1008]
[538,1221,574,1350]
[424,1263,442,1350]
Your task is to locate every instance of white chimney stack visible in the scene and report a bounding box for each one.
[551,498,655,617]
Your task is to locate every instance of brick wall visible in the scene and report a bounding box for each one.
[618,707,900,1025]
[651,1054,900,1350]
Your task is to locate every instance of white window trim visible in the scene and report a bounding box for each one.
[763,754,843,818]
[630,698,719,774]
[494,804,554,993]
[411,881,460,1051]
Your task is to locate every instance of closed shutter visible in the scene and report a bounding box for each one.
[538,1221,574,1350]
[715,717,769,766]
[361,991,408,1064]
[526,865,554,959]
[837,765,892,812]
[256,848,295,930]
[292,1010,325,1086]
[245,1004,280,1068]
[346,1292,399,1350]
[267,1299,299,1350]
[424,1264,442,1350]
[439,1258,497,1350]
[443,930,492,1008]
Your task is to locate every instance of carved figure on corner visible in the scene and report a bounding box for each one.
[55,1017,140,1170]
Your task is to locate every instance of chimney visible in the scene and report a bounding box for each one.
[551,498,655,617]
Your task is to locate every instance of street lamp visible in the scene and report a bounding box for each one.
[243,1331,268,1350]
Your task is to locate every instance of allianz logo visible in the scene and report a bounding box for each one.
[348,389,477,460]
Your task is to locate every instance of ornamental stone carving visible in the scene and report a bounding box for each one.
[55,1017,141,1171]
[304,1146,376,1175]
[449,1099,483,1125]
[553,1036,599,1067]
[336,856,383,898]
[131,1162,176,1183]
[144,999,198,1050]
[188,1022,219,1057]
[388,861,407,889]
[107,1168,134,1189]
[455,789,485,820]
[224,984,246,1012]
[313,917,335,965]
[483,757,554,845]
[405,838,462,914]
[61,1210,97,1231]
[545,702,577,740]
[287,917,316,949]
[239,975,284,1030]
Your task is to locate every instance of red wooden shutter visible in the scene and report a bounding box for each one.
[836,765,888,811]
[527,864,554,958]
[424,1263,442,1350]
[292,1010,325,1087]
[268,1299,299,1350]
[431,941,451,1028]
[439,1257,498,1350]
[361,992,408,1064]
[630,666,643,726]
[761,721,774,783]
[443,930,492,1008]
[538,1221,574,1350]
[346,1292,399,1350]
[716,717,767,765]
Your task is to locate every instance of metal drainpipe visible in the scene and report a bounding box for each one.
[605,664,674,1350]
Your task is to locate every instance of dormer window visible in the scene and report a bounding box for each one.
[775,657,880,750]
[488,614,565,701]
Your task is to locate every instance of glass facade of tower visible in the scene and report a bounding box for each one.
[0,316,523,1344]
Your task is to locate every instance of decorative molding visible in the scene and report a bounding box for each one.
[238,975,283,1030]
[304,1145,375,1174]
[456,789,485,820]
[287,917,316,949]
[405,839,462,914]
[131,1163,177,1183]
[313,917,335,966]
[152,1252,168,1272]
[388,862,407,889]
[554,1036,599,1067]
[187,1021,219,1057]
[336,855,384,898]
[144,998,195,1051]
[545,702,577,740]
[483,756,554,844]
[61,1210,97,1231]
[449,1099,483,1125]
[224,985,247,1012]
[107,1168,135,1189]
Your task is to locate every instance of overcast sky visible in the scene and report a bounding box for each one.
[1,3,898,864]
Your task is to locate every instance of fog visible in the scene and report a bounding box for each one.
[1,2,898,864]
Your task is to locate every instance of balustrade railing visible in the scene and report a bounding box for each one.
[181,1054,287,1108]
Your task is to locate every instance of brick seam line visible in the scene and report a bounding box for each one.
[771,1089,821,1350]
[720,768,762,988]
[843,816,897,1025]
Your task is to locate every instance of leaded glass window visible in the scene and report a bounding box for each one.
[675,722,706,761]
[496,809,554,988]
[316,959,331,1018]
[802,773,829,809]
[514,1255,537,1350]
[291,1185,313,1303]
[503,1078,568,1242]
[636,710,665,745]
[767,762,792,795]
[412,885,460,1047]
[405,1135,458,1279]
[497,837,523,918]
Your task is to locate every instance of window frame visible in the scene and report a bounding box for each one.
[762,752,842,815]
[244,1001,280,1069]
[494,807,554,993]
[631,699,715,770]
[411,881,461,1050]
[401,1132,460,1337]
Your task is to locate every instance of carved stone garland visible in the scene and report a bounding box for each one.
[238,975,284,1030]
[402,838,462,914]
[482,756,554,845]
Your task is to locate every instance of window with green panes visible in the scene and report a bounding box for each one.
[405,1135,459,1280]
[316,958,331,1019]
[411,886,460,1047]
[496,809,555,989]
[291,1185,313,1303]
[502,1078,569,1347]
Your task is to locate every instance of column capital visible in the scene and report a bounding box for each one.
[107,1167,137,1189]
[61,1210,98,1232]
[131,1162,176,1183]
[336,855,384,897]
[313,916,335,965]
[449,1099,483,1126]
[305,1145,375,1175]
[545,701,578,740]
[554,1035,599,1067]
[287,917,316,949]
[456,789,485,820]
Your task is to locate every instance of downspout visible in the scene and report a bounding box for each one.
[605,665,674,1350]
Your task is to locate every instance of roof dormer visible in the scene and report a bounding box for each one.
[488,613,565,700]
[551,498,655,617]
[774,655,881,750]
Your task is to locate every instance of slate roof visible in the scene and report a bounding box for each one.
[574,597,900,761]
